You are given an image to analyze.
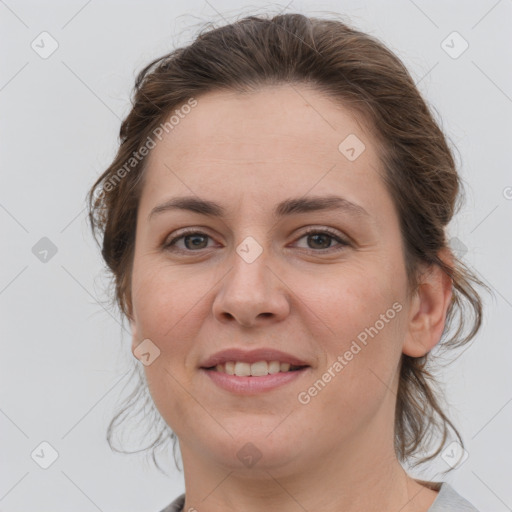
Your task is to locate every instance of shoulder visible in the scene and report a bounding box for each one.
[428,482,480,512]
[157,493,185,512]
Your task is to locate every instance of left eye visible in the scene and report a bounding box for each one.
[163,229,350,253]
[293,229,350,251]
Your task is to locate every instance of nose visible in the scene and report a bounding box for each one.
[212,245,291,328]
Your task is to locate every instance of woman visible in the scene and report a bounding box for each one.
[88,12,486,512]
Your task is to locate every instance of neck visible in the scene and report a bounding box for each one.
[179,426,438,512]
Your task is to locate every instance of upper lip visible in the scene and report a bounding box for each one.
[200,348,310,368]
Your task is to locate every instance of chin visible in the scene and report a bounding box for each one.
[198,422,307,472]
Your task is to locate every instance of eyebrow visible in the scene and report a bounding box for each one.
[149,194,370,220]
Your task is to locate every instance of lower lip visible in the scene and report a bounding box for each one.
[202,368,309,394]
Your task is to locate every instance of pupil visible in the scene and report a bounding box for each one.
[182,234,332,250]
[185,234,207,249]
[309,234,330,249]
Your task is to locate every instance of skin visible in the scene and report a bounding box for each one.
[129,84,453,512]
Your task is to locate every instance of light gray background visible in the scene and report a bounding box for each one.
[1,0,511,510]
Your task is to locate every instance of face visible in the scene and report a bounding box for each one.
[129,84,415,474]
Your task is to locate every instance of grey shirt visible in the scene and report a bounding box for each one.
[159,481,480,511]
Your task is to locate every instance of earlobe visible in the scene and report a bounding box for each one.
[403,251,454,358]
[126,297,142,359]
[129,317,140,358]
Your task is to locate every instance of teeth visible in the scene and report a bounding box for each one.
[234,362,251,377]
[268,361,280,374]
[212,360,302,376]
[250,361,268,377]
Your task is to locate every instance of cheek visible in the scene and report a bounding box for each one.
[131,258,212,346]
[309,258,405,343]
[130,255,233,431]
[305,261,406,405]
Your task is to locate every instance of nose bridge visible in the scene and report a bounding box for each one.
[212,232,290,325]
[228,234,272,299]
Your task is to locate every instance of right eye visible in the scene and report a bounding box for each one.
[163,230,218,253]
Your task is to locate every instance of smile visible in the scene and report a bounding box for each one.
[202,364,310,394]
[209,361,306,377]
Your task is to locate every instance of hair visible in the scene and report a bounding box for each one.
[88,11,489,475]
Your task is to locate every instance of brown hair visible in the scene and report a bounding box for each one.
[88,12,488,474]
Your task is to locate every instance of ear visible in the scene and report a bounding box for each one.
[402,248,454,358]
[129,316,141,359]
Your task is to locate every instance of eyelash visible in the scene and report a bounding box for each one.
[162,227,351,254]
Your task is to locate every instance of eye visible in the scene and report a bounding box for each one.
[293,228,350,252]
[163,227,351,254]
[163,230,216,252]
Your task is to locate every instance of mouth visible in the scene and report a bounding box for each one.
[203,360,308,377]
[199,348,311,394]
[201,364,310,394]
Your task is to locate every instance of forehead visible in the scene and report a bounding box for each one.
[140,84,391,220]
[148,84,377,166]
